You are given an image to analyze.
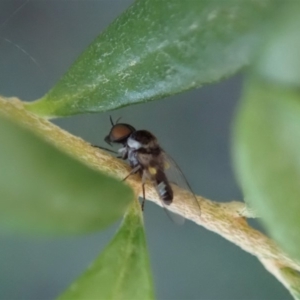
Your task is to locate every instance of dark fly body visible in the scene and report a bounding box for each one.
[102,117,200,224]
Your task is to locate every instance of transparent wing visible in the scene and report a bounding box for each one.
[161,150,201,221]
[156,191,186,225]
[143,167,185,225]
[163,205,185,225]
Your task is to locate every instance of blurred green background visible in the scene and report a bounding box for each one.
[0,1,291,299]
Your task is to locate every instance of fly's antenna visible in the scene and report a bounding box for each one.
[115,117,122,124]
[109,116,114,126]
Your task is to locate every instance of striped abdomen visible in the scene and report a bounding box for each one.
[155,169,173,205]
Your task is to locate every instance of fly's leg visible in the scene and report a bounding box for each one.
[92,144,126,159]
[122,165,141,181]
[141,183,146,211]
[141,172,148,211]
[118,147,128,160]
[122,166,147,211]
[91,145,118,154]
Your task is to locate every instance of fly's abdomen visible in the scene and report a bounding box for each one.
[155,170,173,205]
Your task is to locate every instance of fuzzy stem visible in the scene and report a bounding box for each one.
[1,96,300,298]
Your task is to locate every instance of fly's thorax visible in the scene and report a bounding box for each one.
[127,130,159,149]
[137,150,164,170]
[127,136,142,150]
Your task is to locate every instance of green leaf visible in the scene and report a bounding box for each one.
[0,100,133,235]
[26,0,279,117]
[255,1,300,88]
[59,200,154,300]
[233,79,300,261]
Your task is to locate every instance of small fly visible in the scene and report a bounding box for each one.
[95,117,200,224]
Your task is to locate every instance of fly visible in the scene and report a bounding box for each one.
[96,117,200,224]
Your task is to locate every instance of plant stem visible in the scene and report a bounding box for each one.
[1,95,299,299]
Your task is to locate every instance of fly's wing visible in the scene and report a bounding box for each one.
[161,203,185,225]
[161,150,201,220]
[154,184,186,225]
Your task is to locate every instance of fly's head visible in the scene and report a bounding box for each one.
[104,117,136,146]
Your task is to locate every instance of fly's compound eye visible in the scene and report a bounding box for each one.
[105,124,136,145]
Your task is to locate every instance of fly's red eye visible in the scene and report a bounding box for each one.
[105,122,136,145]
[111,124,132,141]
